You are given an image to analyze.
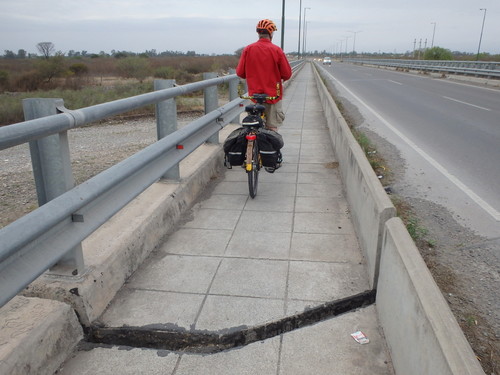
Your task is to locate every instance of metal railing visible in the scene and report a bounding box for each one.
[344,59,500,78]
[0,60,305,308]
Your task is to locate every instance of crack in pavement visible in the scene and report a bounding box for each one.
[86,289,376,353]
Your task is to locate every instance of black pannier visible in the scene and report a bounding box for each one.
[257,129,284,170]
[223,127,248,168]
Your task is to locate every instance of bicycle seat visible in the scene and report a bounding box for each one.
[245,103,265,115]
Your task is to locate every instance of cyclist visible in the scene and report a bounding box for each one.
[236,19,292,132]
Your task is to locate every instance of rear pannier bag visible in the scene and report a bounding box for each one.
[223,127,248,168]
[257,129,284,169]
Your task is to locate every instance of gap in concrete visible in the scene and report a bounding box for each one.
[86,289,376,354]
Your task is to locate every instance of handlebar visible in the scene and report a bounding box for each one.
[239,84,281,104]
[240,93,279,103]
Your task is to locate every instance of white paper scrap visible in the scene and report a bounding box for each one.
[351,331,370,344]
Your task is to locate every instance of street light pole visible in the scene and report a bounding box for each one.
[298,0,302,57]
[348,30,362,55]
[281,0,285,50]
[431,22,436,48]
[303,7,311,55]
[476,8,487,61]
[344,36,351,56]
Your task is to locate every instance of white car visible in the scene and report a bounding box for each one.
[322,57,332,65]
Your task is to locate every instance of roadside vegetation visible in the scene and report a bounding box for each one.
[0,47,239,126]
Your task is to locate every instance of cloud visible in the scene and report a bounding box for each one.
[1,0,499,55]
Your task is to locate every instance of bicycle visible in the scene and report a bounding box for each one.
[239,92,279,198]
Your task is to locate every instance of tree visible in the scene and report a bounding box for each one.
[35,54,66,82]
[17,49,27,59]
[424,47,453,60]
[37,42,55,59]
[3,50,15,59]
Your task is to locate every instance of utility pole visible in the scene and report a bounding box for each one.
[431,22,436,48]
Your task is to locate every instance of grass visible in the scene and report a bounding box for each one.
[0,82,207,126]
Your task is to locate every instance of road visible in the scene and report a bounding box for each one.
[323,62,500,238]
[320,62,500,372]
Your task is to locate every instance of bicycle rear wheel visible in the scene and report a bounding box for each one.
[247,141,260,198]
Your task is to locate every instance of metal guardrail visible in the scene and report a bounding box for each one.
[0,60,305,309]
[344,59,500,78]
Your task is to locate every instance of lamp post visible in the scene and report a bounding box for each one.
[348,30,362,56]
[281,0,285,50]
[304,21,310,56]
[303,7,311,55]
[430,22,436,48]
[344,36,351,56]
[298,0,302,57]
[476,8,487,61]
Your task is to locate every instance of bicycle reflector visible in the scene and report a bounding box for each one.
[246,134,257,140]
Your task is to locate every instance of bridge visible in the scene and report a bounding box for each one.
[0,62,485,374]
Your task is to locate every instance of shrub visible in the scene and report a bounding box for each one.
[116,56,151,82]
[424,47,453,60]
[35,55,66,82]
[0,70,9,89]
[14,71,43,91]
[69,63,89,76]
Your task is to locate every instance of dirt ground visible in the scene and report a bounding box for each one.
[336,95,499,375]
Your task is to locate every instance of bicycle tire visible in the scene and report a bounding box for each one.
[247,141,259,198]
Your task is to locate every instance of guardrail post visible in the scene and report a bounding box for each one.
[203,72,219,144]
[22,98,84,275]
[154,79,180,180]
[228,70,240,124]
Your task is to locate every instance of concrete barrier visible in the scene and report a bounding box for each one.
[312,62,484,374]
[378,218,484,375]
[312,63,396,288]
[0,296,83,375]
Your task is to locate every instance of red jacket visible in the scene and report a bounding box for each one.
[236,38,292,104]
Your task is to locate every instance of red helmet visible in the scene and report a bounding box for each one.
[256,19,277,34]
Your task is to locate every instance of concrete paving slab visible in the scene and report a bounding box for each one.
[127,255,221,293]
[98,289,204,329]
[209,258,288,299]
[158,228,233,256]
[58,347,180,375]
[226,230,292,259]
[296,182,344,197]
[294,196,348,213]
[294,212,356,234]
[243,193,296,212]
[176,336,281,375]
[290,233,363,263]
[236,210,294,233]
[287,261,369,301]
[182,208,241,230]
[194,295,285,331]
[279,306,392,375]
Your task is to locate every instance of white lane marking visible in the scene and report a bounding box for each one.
[388,80,403,85]
[443,96,491,111]
[330,74,500,221]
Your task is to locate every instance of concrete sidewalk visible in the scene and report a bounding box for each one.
[58,65,394,374]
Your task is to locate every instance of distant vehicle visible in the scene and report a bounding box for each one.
[322,57,332,65]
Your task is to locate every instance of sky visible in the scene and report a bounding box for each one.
[1,0,499,56]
